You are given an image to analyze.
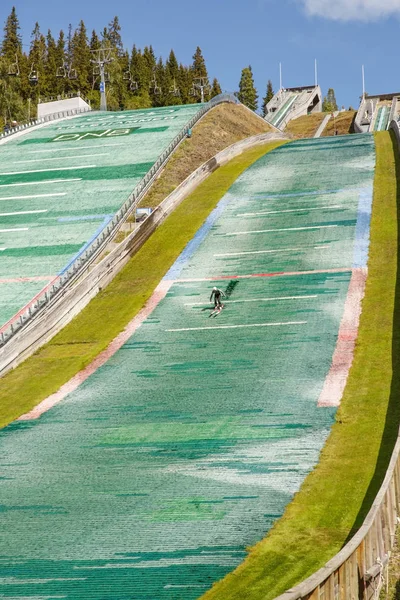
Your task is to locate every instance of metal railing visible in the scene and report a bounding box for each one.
[0,106,92,141]
[0,93,239,347]
[38,91,91,105]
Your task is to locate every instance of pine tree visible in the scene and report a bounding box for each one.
[261,79,274,116]
[107,16,123,56]
[322,88,338,112]
[177,63,191,104]
[55,31,66,95]
[28,22,47,100]
[210,77,222,98]
[191,46,210,102]
[238,65,258,111]
[70,20,91,95]
[129,45,151,108]
[167,49,179,82]
[90,30,101,52]
[1,7,22,60]
[45,30,58,97]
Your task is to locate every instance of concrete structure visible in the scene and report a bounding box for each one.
[355,92,400,133]
[265,85,322,130]
[37,95,91,118]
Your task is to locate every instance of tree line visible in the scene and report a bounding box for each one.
[0,7,340,127]
[0,8,226,125]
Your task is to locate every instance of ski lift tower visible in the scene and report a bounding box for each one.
[91,47,114,111]
[192,77,210,103]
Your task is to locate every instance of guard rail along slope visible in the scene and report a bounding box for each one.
[0,129,286,376]
[271,121,400,600]
[0,105,92,142]
[0,93,239,350]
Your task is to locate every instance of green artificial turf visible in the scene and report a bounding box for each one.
[199,131,400,600]
[0,140,285,429]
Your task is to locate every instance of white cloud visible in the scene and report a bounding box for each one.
[300,0,400,21]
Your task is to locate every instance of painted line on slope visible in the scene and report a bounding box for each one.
[0,165,96,176]
[236,205,344,217]
[18,280,173,421]
[0,227,29,233]
[318,268,367,407]
[166,321,307,333]
[0,210,47,217]
[224,225,338,236]
[214,246,330,258]
[0,179,81,189]
[353,186,373,269]
[173,267,352,283]
[185,295,318,306]
[164,191,233,281]
[0,248,6,251]
[25,143,128,154]
[0,193,67,201]
[15,153,109,164]
[250,189,344,200]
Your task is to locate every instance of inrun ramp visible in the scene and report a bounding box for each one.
[0,104,202,328]
[0,135,375,599]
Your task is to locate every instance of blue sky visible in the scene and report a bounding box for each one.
[1,0,400,109]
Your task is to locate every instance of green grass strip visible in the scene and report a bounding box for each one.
[200,131,400,600]
[0,141,285,429]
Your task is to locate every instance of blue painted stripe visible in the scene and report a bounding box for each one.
[352,186,373,269]
[164,195,232,281]
[58,214,113,223]
[58,215,114,275]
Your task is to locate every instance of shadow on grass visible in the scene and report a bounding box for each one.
[343,130,400,544]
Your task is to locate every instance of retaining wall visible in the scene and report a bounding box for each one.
[0,131,287,376]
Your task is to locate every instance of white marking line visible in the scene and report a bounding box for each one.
[0,192,67,201]
[237,205,343,217]
[214,246,330,258]
[0,248,6,251]
[0,209,47,217]
[0,165,96,176]
[166,321,307,333]
[25,143,127,154]
[14,153,109,164]
[225,225,338,236]
[0,227,29,233]
[0,179,81,189]
[185,295,317,306]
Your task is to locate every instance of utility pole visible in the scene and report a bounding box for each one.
[279,62,283,91]
[91,47,114,111]
[315,59,318,87]
[362,65,366,99]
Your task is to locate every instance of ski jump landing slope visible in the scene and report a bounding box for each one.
[0,135,375,599]
[0,104,202,329]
